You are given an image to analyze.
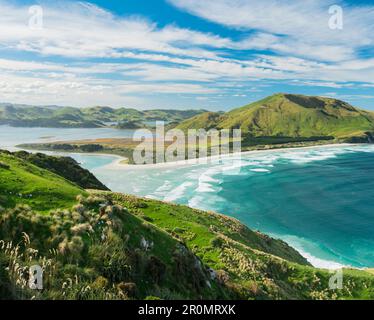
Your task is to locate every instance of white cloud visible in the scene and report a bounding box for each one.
[0,0,373,108]
[0,69,218,107]
[0,1,232,60]
[168,0,374,61]
[3,0,370,63]
[290,80,352,89]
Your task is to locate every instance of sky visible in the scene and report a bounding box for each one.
[0,0,373,110]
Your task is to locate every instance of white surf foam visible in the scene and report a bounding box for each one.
[250,168,271,173]
[274,234,349,270]
[296,248,346,270]
[163,181,194,202]
[188,195,204,209]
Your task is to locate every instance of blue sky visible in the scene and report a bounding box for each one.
[0,0,373,110]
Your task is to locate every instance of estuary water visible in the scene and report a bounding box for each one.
[1,125,374,269]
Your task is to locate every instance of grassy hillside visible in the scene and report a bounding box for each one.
[177,94,374,145]
[82,107,206,124]
[0,152,86,212]
[0,103,206,129]
[2,150,109,191]
[0,154,374,300]
[0,104,101,128]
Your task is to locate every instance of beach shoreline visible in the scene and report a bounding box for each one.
[103,141,374,272]
[14,140,374,271]
[105,142,360,171]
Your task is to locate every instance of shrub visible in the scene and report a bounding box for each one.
[80,144,104,153]
[68,236,85,260]
[0,162,10,170]
[173,227,185,233]
[71,223,93,235]
[141,215,154,222]
[210,237,223,248]
[91,276,109,290]
[216,270,230,285]
[89,235,132,283]
[72,204,85,215]
[146,256,166,284]
[118,282,137,297]
[135,202,148,209]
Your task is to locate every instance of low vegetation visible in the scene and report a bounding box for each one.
[0,152,374,300]
[1,150,109,191]
[0,152,86,212]
[177,94,374,145]
[18,139,139,164]
[18,138,174,164]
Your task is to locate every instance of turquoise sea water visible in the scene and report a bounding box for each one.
[0,125,131,169]
[95,145,374,269]
[0,125,137,151]
[1,126,374,268]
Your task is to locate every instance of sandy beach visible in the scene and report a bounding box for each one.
[105,143,359,171]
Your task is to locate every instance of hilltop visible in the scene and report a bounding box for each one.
[177,94,374,145]
[1,152,374,300]
[0,103,206,129]
[1,150,109,191]
[16,94,374,163]
[0,152,86,212]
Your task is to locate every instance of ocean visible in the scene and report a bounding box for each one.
[95,145,374,269]
[1,125,373,269]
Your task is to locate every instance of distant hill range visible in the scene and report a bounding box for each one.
[2,94,374,145]
[177,94,374,145]
[0,103,206,128]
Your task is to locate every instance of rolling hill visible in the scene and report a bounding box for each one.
[1,151,374,300]
[2,150,109,191]
[177,94,374,145]
[0,103,206,129]
[0,152,87,212]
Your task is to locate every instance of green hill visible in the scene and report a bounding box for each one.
[3,150,109,191]
[0,152,87,212]
[177,94,374,145]
[0,103,206,129]
[1,153,374,300]
[0,104,101,128]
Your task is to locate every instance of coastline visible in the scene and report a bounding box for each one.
[15,146,126,161]
[285,237,374,272]
[16,141,374,271]
[101,141,374,272]
[105,143,360,171]
[272,232,349,270]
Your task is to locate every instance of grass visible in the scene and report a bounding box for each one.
[0,153,86,212]
[18,138,161,164]
[93,192,374,300]
[0,104,206,129]
[1,188,374,300]
[110,194,309,265]
[16,134,339,165]
[1,152,374,300]
[177,93,374,143]
[17,94,374,165]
